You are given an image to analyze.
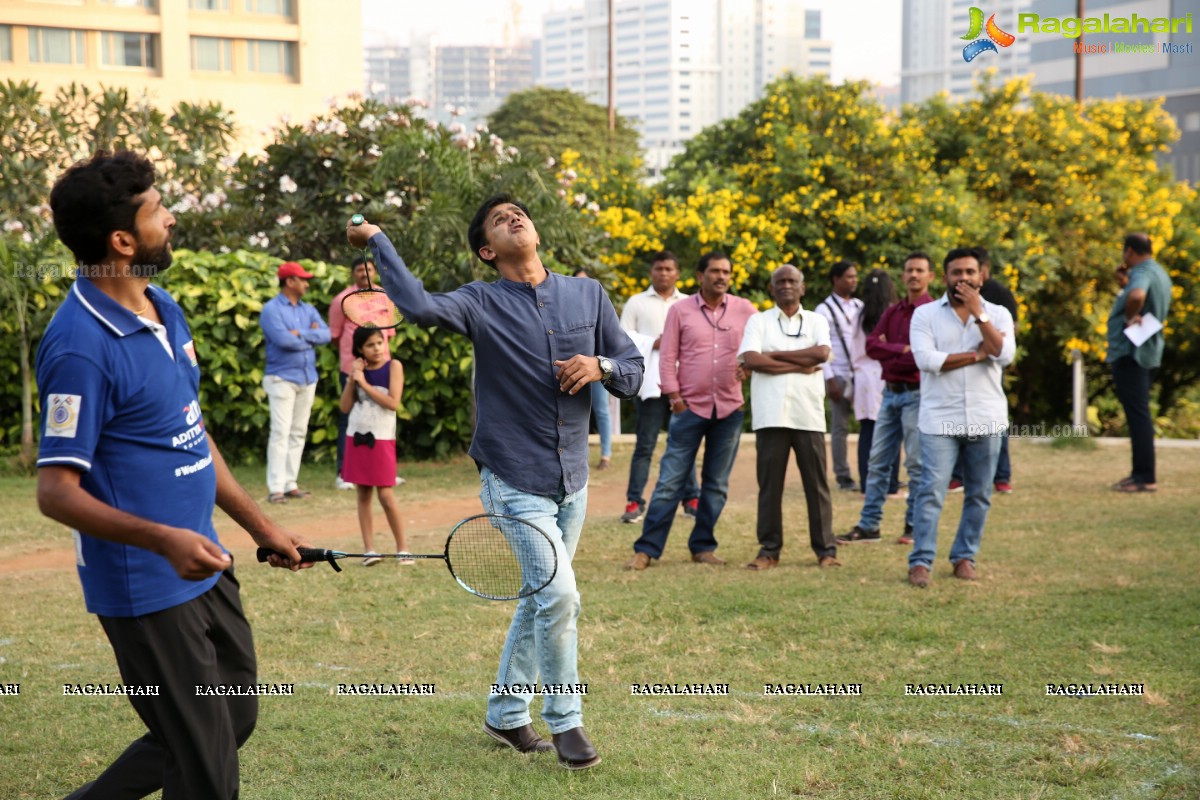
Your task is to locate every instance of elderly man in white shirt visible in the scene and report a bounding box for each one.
[619,251,701,524]
[906,248,1016,588]
[739,265,839,570]
[815,260,863,492]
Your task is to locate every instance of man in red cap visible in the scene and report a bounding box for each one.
[259,261,330,503]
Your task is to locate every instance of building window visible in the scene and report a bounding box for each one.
[101,0,156,7]
[191,36,233,71]
[1184,111,1200,132]
[245,0,292,14]
[246,39,296,76]
[102,32,158,69]
[29,27,86,65]
[0,25,11,62]
[190,0,229,8]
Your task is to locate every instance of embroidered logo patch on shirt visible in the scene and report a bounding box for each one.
[46,394,82,438]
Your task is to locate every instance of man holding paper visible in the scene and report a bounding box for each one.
[1106,233,1172,493]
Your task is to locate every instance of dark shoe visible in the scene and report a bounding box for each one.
[952,559,978,581]
[1111,476,1136,490]
[682,498,699,518]
[552,726,601,770]
[908,565,931,588]
[267,492,287,504]
[818,555,842,568]
[483,722,554,754]
[836,526,881,544]
[1114,481,1157,493]
[897,524,913,546]
[745,555,779,571]
[624,552,652,571]
[691,551,726,565]
[283,488,311,499]
[948,479,964,493]
[837,481,860,492]
[621,501,645,524]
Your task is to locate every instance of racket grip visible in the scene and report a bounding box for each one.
[256,546,329,563]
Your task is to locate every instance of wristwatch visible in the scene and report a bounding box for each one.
[598,356,614,383]
[975,312,991,325]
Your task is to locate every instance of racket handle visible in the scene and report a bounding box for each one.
[256,546,341,572]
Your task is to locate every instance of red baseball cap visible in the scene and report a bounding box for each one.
[277,262,314,279]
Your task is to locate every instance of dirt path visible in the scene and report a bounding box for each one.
[2,439,765,574]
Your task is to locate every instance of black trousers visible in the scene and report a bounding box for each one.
[1111,355,1157,484]
[66,570,258,800]
[755,428,836,559]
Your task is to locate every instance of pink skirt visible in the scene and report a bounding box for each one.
[342,438,397,487]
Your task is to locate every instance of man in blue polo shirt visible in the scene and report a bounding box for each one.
[38,151,309,800]
[348,195,643,770]
[259,261,330,504]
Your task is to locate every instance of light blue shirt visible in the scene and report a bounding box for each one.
[259,293,330,384]
[910,294,1016,437]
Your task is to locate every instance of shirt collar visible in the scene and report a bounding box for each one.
[72,277,163,338]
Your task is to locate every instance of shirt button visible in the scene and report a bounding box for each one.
[538,302,545,307]
[558,448,564,454]
[548,330,554,335]
[558,419,564,426]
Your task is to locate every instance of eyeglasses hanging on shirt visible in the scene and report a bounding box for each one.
[777,314,804,338]
[700,304,732,332]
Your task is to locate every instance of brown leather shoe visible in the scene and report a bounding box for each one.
[818,555,842,568]
[952,559,978,580]
[552,726,601,770]
[691,551,726,565]
[745,555,779,570]
[908,565,931,588]
[624,552,651,571]
[483,722,554,754]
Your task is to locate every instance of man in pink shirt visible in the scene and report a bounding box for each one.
[626,252,757,570]
[329,256,395,489]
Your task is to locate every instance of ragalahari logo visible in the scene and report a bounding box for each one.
[962,7,1016,62]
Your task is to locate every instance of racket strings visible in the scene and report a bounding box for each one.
[342,289,403,328]
[447,517,557,600]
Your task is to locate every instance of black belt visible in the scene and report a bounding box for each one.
[885,381,919,393]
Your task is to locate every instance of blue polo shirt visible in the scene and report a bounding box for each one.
[36,278,223,618]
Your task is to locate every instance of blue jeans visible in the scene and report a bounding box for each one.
[633,408,744,558]
[480,467,587,734]
[951,426,1011,483]
[857,388,922,532]
[626,396,700,506]
[909,433,1002,568]
[590,382,612,459]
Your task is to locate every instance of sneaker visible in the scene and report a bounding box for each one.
[397,552,415,565]
[362,553,383,567]
[682,498,699,518]
[948,479,964,493]
[621,501,645,524]
[335,477,354,491]
[836,526,881,544]
[993,481,1013,494]
[897,524,913,546]
[837,482,860,492]
[394,475,406,486]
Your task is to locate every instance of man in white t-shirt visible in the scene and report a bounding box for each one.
[739,265,840,569]
[815,260,863,492]
[618,251,700,523]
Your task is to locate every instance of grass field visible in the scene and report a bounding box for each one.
[1,438,1197,799]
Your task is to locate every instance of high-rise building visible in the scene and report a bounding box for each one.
[0,0,363,145]
[538,0,832,175]
[1026,0,1200,183]
[365,38,534,126]
[901,0,1032,105]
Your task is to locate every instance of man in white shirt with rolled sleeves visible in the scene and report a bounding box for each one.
[815,260,863,492]
[906,248,1016,588]
[739,264,840,570]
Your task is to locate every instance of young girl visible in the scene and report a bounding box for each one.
[340,326,410,566]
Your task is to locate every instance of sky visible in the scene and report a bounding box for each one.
[362,0,903,87]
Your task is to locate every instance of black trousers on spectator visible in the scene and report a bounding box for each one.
[65,570,257,800]
[1111,355,1157,484]
[755,428,836,559]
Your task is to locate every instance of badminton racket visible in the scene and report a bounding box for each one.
[256,513,558,601]
[342,213,404,330]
